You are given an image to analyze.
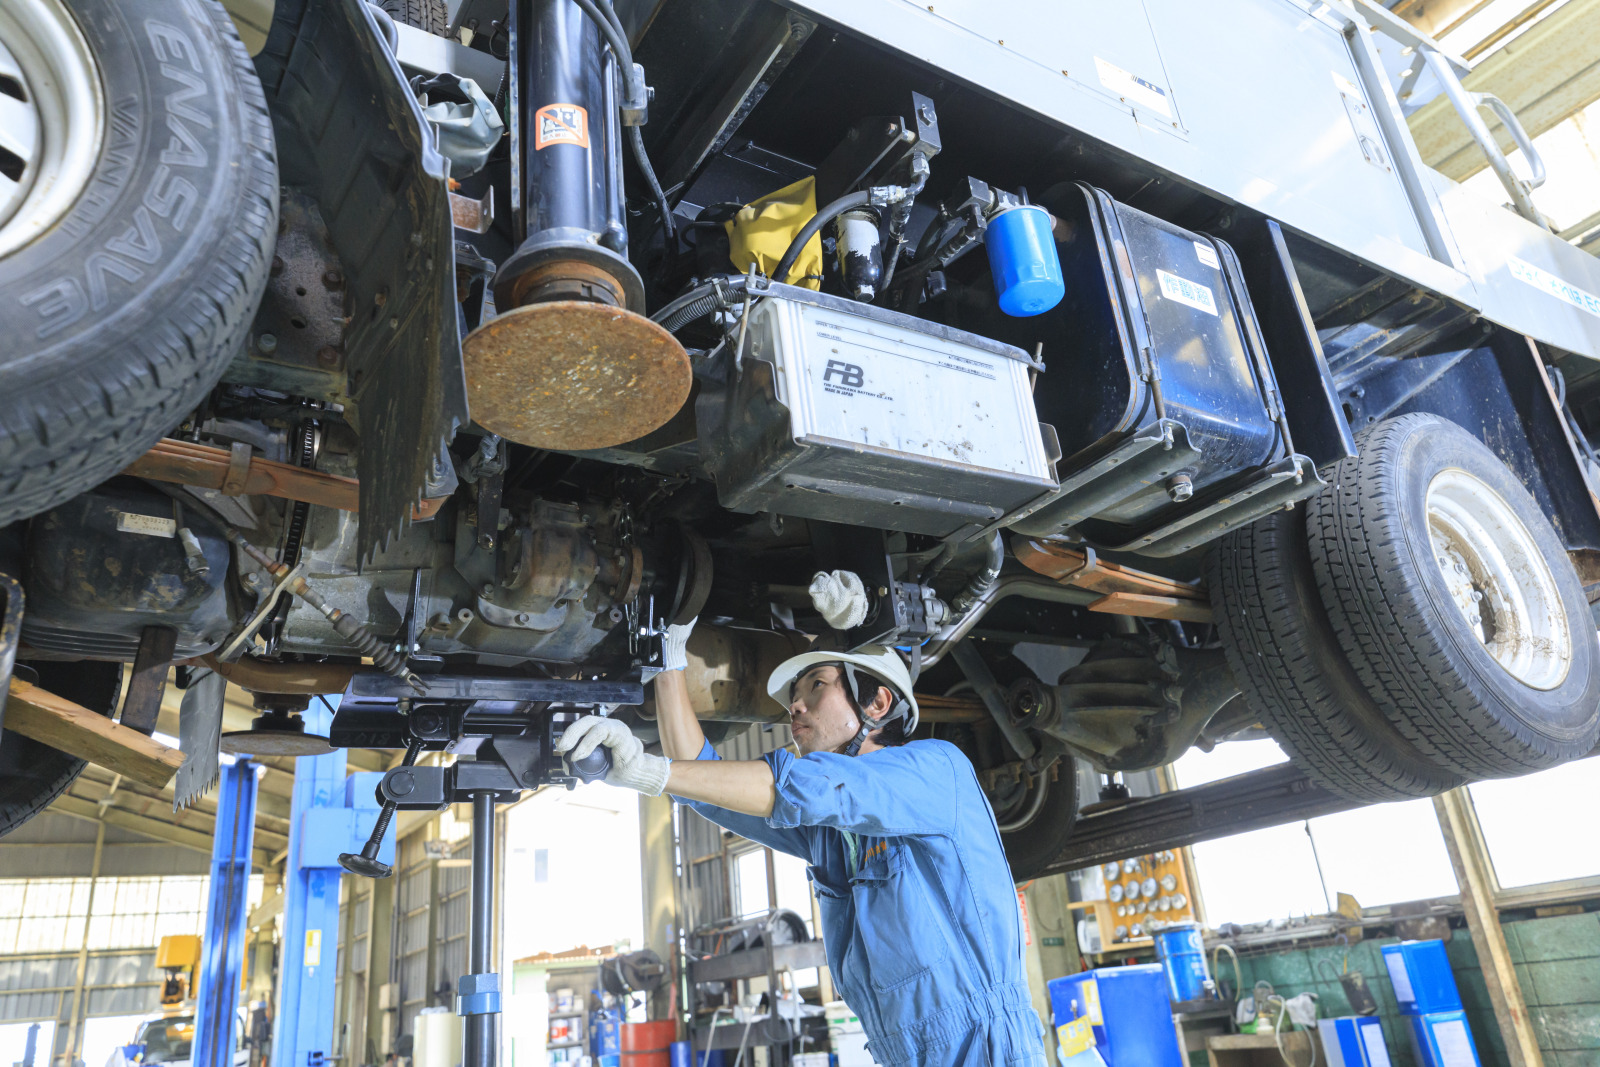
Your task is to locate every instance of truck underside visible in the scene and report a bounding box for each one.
[0,0,1597,889]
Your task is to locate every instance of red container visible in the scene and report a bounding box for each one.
[621,1021,677,1067]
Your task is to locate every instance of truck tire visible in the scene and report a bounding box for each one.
[995,756,1078,883]
[380,0,449,34]
[0,662,123,836]
[1309,413,1600,778]
[0,0,277,529]
[1208,509,1463,802]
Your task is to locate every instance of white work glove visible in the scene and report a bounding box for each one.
[660,616,697,673]
[809,569,869,630]
[554,715,672,796]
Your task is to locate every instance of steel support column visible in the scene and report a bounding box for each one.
[195,758,260,1067]
[274,700,348,1067]
[458,792,500,1067]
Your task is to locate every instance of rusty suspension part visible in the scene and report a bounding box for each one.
[198,654,357,695]
[125,438,446,519]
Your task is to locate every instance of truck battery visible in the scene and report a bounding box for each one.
[1008,184,1324,555]
[1382,940,1462,1015]
[697,281,1055,539]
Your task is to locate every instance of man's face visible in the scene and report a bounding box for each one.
[787,665,863,755]
[786,664,891,755]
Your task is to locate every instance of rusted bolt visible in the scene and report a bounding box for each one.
[270,256,285,276]
[316,346,341,368]
[374,291,388,307]
[322,269,344,289]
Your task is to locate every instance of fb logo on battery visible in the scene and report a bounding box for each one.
[824,360,864,387]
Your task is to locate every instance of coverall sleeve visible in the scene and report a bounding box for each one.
[766,741,960,837]
[680,740,815,860]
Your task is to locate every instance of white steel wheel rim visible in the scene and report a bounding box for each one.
[0,0,104,258]
[1425,467,1572,690]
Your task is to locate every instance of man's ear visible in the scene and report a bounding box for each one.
[865,684,895,720]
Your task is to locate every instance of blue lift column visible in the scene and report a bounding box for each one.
[274,697,394,1067]
[195,757,259,1067]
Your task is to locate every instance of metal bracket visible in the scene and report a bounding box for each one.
[456,973,501,1016]
[451,188,496,234]
[218,561,308,662]
[348,673,644,704]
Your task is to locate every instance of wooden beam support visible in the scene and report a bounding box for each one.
[7,679,184,788]
[1433,788,1545,1067]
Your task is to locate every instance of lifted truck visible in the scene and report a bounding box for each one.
[1,0,1597,881]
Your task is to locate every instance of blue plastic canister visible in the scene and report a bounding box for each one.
[1381,941,1461,1015]
[1405,1010,1480,1067]
[1047,965,1183,1067]
[985,204,1065,317]
[1152,923,1212,1002]
[1320,1016,1392,1067]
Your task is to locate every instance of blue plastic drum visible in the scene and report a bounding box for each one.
[985,204,1065,317]
[1153,923,1212,1002]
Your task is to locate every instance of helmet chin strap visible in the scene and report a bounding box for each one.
[842,716,874,757]
[838,662,889,757]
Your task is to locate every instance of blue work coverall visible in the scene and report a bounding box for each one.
[686,738,1047,1067]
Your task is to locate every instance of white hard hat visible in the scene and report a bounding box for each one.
[766,645,920,733]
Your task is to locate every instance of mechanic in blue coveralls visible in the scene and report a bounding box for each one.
[557,615,1048,1067]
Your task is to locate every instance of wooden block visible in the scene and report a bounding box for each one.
[5,679,184,789]
[1088,591,1215,623]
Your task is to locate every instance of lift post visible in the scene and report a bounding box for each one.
[273,697,394,1067]
[194,757,259,1067]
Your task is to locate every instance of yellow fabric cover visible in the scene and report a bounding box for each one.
[724,176,823,289]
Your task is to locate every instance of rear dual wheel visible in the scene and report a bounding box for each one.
[1211,414,1599,799]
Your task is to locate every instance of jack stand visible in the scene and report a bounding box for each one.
[327,672,641,1067]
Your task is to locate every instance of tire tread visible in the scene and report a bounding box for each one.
[1208,509,1463,802]
[1307,413,1599,778]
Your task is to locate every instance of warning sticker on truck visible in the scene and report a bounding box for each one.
[1509,256,1600,319]
[534,104,589,150]
[1157,269,1217,316]
[1094,57,1172,119]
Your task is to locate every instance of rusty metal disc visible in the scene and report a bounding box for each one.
[462,300,692,450]
[219,727,333,757]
